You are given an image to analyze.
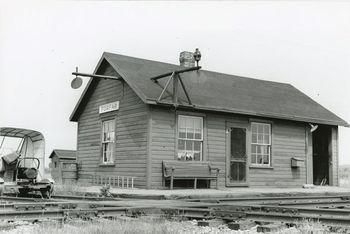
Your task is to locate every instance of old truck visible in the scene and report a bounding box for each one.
[0,127,54,198]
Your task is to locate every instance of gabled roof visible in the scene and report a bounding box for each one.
[70,52,348,127]
[49,149,76,159]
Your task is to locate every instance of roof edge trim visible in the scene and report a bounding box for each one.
[70,53,111,122]
[146,99,349,127]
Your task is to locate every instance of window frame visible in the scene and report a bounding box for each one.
[176,115,204,161]
[101,119,116,164]
[250,122,272,167]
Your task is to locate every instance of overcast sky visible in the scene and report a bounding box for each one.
[0,1,349,166]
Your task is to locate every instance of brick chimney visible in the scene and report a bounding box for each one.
[179,51,195,67]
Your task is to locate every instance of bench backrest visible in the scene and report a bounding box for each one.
[163,160,216,177]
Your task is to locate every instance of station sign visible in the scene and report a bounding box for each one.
[99,101,119,114]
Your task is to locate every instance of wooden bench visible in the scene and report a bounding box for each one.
[162,160,220,190]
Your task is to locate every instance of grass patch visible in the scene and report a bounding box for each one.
[2,218,343,234]
[2,218,199,234]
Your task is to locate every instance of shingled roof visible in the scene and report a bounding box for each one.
[70,52,348,127]
[49,149,76,160]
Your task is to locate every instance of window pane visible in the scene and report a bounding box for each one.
[194,129,202,139]
[251,154,257,164]
[258,134,263,144]
[193,152,200,161]
[103,144,108,162]
[258,124,264,134]
[194,118,201,129]
[262,145,268,154]
[252,134,257,143]
[263,155,269,164]
[187,130,194,139]
[108,132,114,141]
[252,123,258,133]
[263,125,269,134]
[257,155,263,164]
[257,145,261,154]
[179,116,186,128]
[194,141,201,151]
[186,118,194,129]
[186,152,194,161]
[179,128,186,138]
[251,145,257,154]
[264,134,270,144]
[178,140,185,150]
[177,151,185,160]
[107,153,113,163]
[185,141,193,151]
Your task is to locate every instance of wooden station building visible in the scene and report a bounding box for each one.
[70,51,348,189]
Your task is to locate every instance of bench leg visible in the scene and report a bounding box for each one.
[194,178,197,189]
[170,175,174,190]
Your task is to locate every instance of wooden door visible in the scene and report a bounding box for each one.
[226,126,248,186]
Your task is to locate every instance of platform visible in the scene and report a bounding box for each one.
[54,185,350,200]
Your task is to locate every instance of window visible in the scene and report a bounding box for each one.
[251,122,271,166]
[54,162,57,168]
[177,115,203,161]
[102,120,115,163]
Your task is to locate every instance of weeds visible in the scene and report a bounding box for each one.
[2,218,191,234]
[99,184,112,197]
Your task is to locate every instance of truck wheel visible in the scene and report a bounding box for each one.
[18,188,30,196]
[41,187,52,199]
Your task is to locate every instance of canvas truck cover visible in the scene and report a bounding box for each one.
[0,128,45,177]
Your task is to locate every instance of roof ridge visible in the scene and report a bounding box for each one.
[103,51,291,86]
[103,51,180,69]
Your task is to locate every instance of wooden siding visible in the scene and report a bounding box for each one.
[50,155,61,183]
[76,61,148,188]
[150,106,310,189]
[150,106,177,188]
[249,120,306,187]
[330,126,339,186]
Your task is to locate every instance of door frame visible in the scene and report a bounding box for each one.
[225,122,249,187]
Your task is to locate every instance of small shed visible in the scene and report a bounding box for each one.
[49,149,77,184]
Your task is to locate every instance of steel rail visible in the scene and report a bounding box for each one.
[3,194,350,227]
[0,205,213,222]
[2,194,124,202]
[0,196,49,203]
[183,195,350,203]
[0,206,155,222]
[212,204,350,219]
[51,194,123,201]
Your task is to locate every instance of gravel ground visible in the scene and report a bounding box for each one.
[0,219,329,234]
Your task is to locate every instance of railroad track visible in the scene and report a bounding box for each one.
[1,194,350,227]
